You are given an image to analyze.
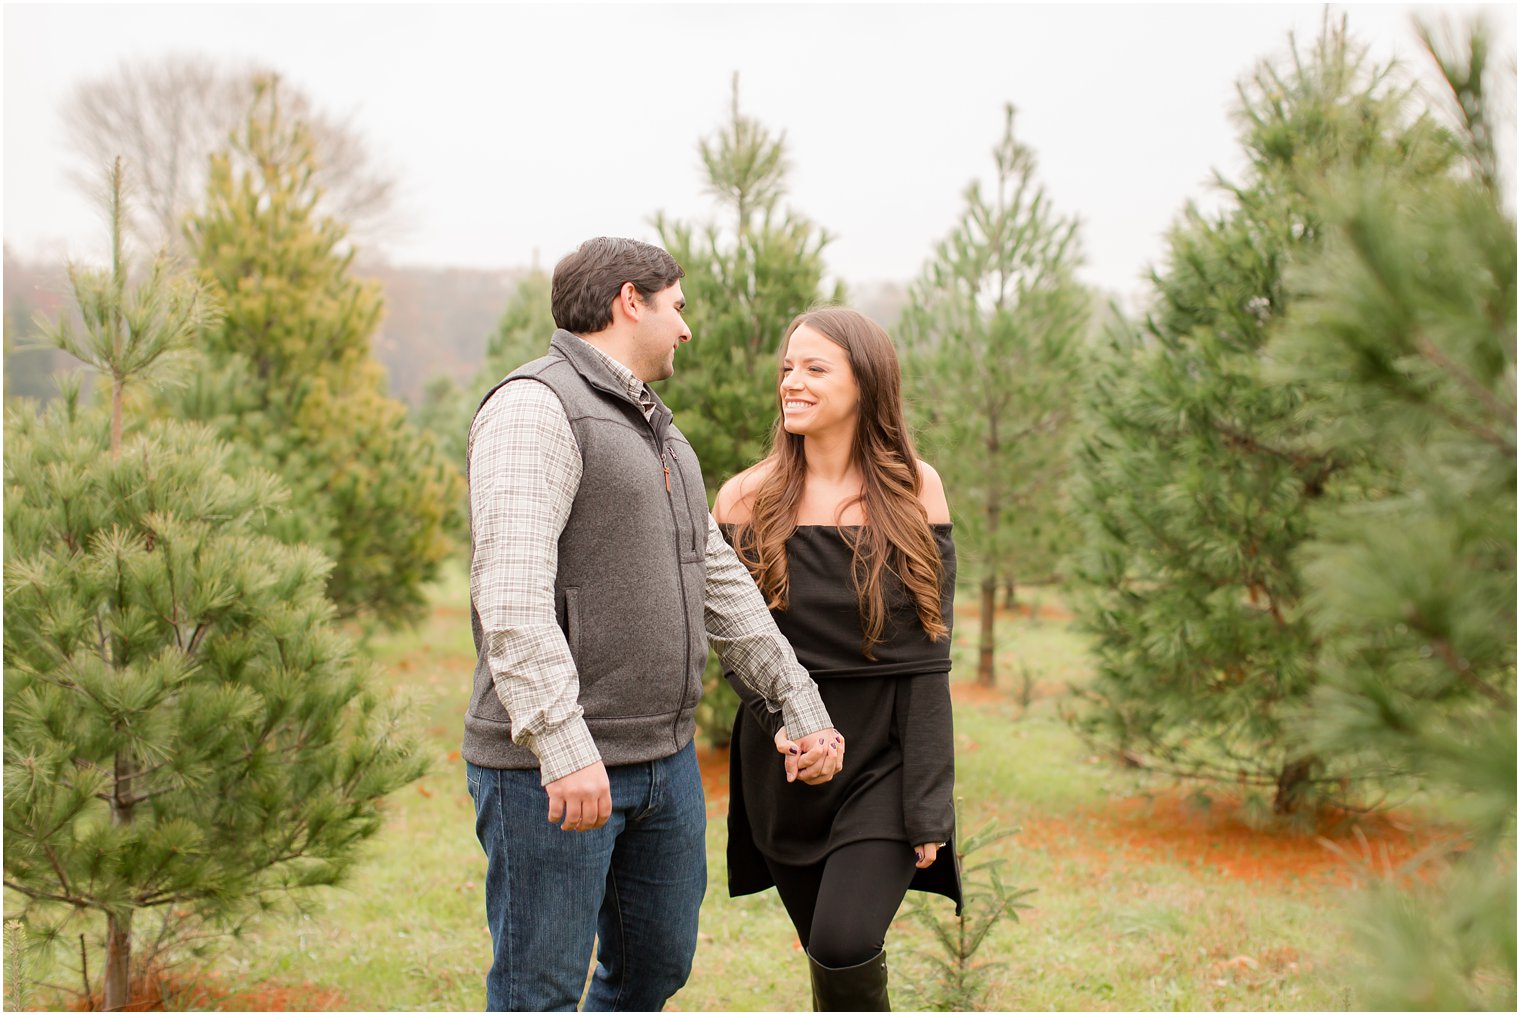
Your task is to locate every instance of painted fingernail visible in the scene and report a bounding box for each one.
[789,747,798,754]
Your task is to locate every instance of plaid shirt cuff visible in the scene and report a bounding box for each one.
[777,676,832,741]
[527,716,603,786]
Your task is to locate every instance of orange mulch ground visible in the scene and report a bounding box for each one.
[1015,789,1466,889]
[699,690,1465,894]
[214,982,347,1011]
[949,681,1006,705]
[64,970,347,1012]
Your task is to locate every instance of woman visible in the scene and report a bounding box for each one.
[714,307,959,1012]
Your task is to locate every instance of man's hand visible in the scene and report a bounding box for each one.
[545,761,611,832]
[773,726,844,785]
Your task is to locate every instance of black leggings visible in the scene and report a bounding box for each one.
[764,839,919,968]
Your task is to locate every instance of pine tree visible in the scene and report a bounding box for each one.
[653,74,841,493]
[901,814,1034,1011]
[898,104,1089,688]
[3,162,425,1011]
[173,78,461,624]
[1271,22,1514,1006]
[653,76,840,746]
[1066,18,1458,811]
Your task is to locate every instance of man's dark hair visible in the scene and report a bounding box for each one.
[551,237,685,334]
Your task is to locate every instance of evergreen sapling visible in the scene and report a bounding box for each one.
[3,159,426,1012]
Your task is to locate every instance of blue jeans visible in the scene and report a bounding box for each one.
[465,741,708,1012]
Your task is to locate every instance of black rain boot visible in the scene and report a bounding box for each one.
[807,947,890,1012]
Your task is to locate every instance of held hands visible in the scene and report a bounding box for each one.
[545,761,611,832]
[773,726,846,785]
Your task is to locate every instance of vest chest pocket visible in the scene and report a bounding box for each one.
[665,442,706,562]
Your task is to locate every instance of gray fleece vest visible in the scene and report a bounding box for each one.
[462,330,710,771]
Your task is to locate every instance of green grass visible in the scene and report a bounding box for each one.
[10,567,1428,1010]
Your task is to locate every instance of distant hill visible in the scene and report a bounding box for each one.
[4,247,86,403]
[359,262,529,404]
[6,253,915,408]
[3,251,528,407]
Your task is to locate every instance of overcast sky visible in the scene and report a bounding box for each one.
[4,3,1515,306]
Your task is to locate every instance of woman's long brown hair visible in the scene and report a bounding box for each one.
[732,307,948,657]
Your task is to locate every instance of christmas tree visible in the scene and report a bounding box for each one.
[653,76,841,746]
[899,104,1089,687]
[1068,17,1456,811]
[3,161,425,1011]
[1273,21,1514,1005]
[173,77,461,624]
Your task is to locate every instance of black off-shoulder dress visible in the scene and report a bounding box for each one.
[721,524,962,913]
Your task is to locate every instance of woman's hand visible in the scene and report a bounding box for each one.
[774,726,802,783]
[913,842,944,868]
[774,726,845,784]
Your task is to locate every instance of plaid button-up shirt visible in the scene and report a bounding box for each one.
[468,333,832,784]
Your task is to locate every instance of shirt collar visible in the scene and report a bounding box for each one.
[562,331,652,407]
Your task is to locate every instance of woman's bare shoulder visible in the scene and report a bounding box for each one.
[714,458,779,525]
[916,459,952,524]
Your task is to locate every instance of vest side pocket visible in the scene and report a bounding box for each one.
[558,586,582,659]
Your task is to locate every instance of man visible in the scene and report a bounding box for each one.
[463,236,845,1012]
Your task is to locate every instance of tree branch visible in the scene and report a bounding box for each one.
[1408,608,1515,709]
[1413,335,1514,435]
[3,879,93,910]
[186,621,211,656]
[1210,419,1333,474]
